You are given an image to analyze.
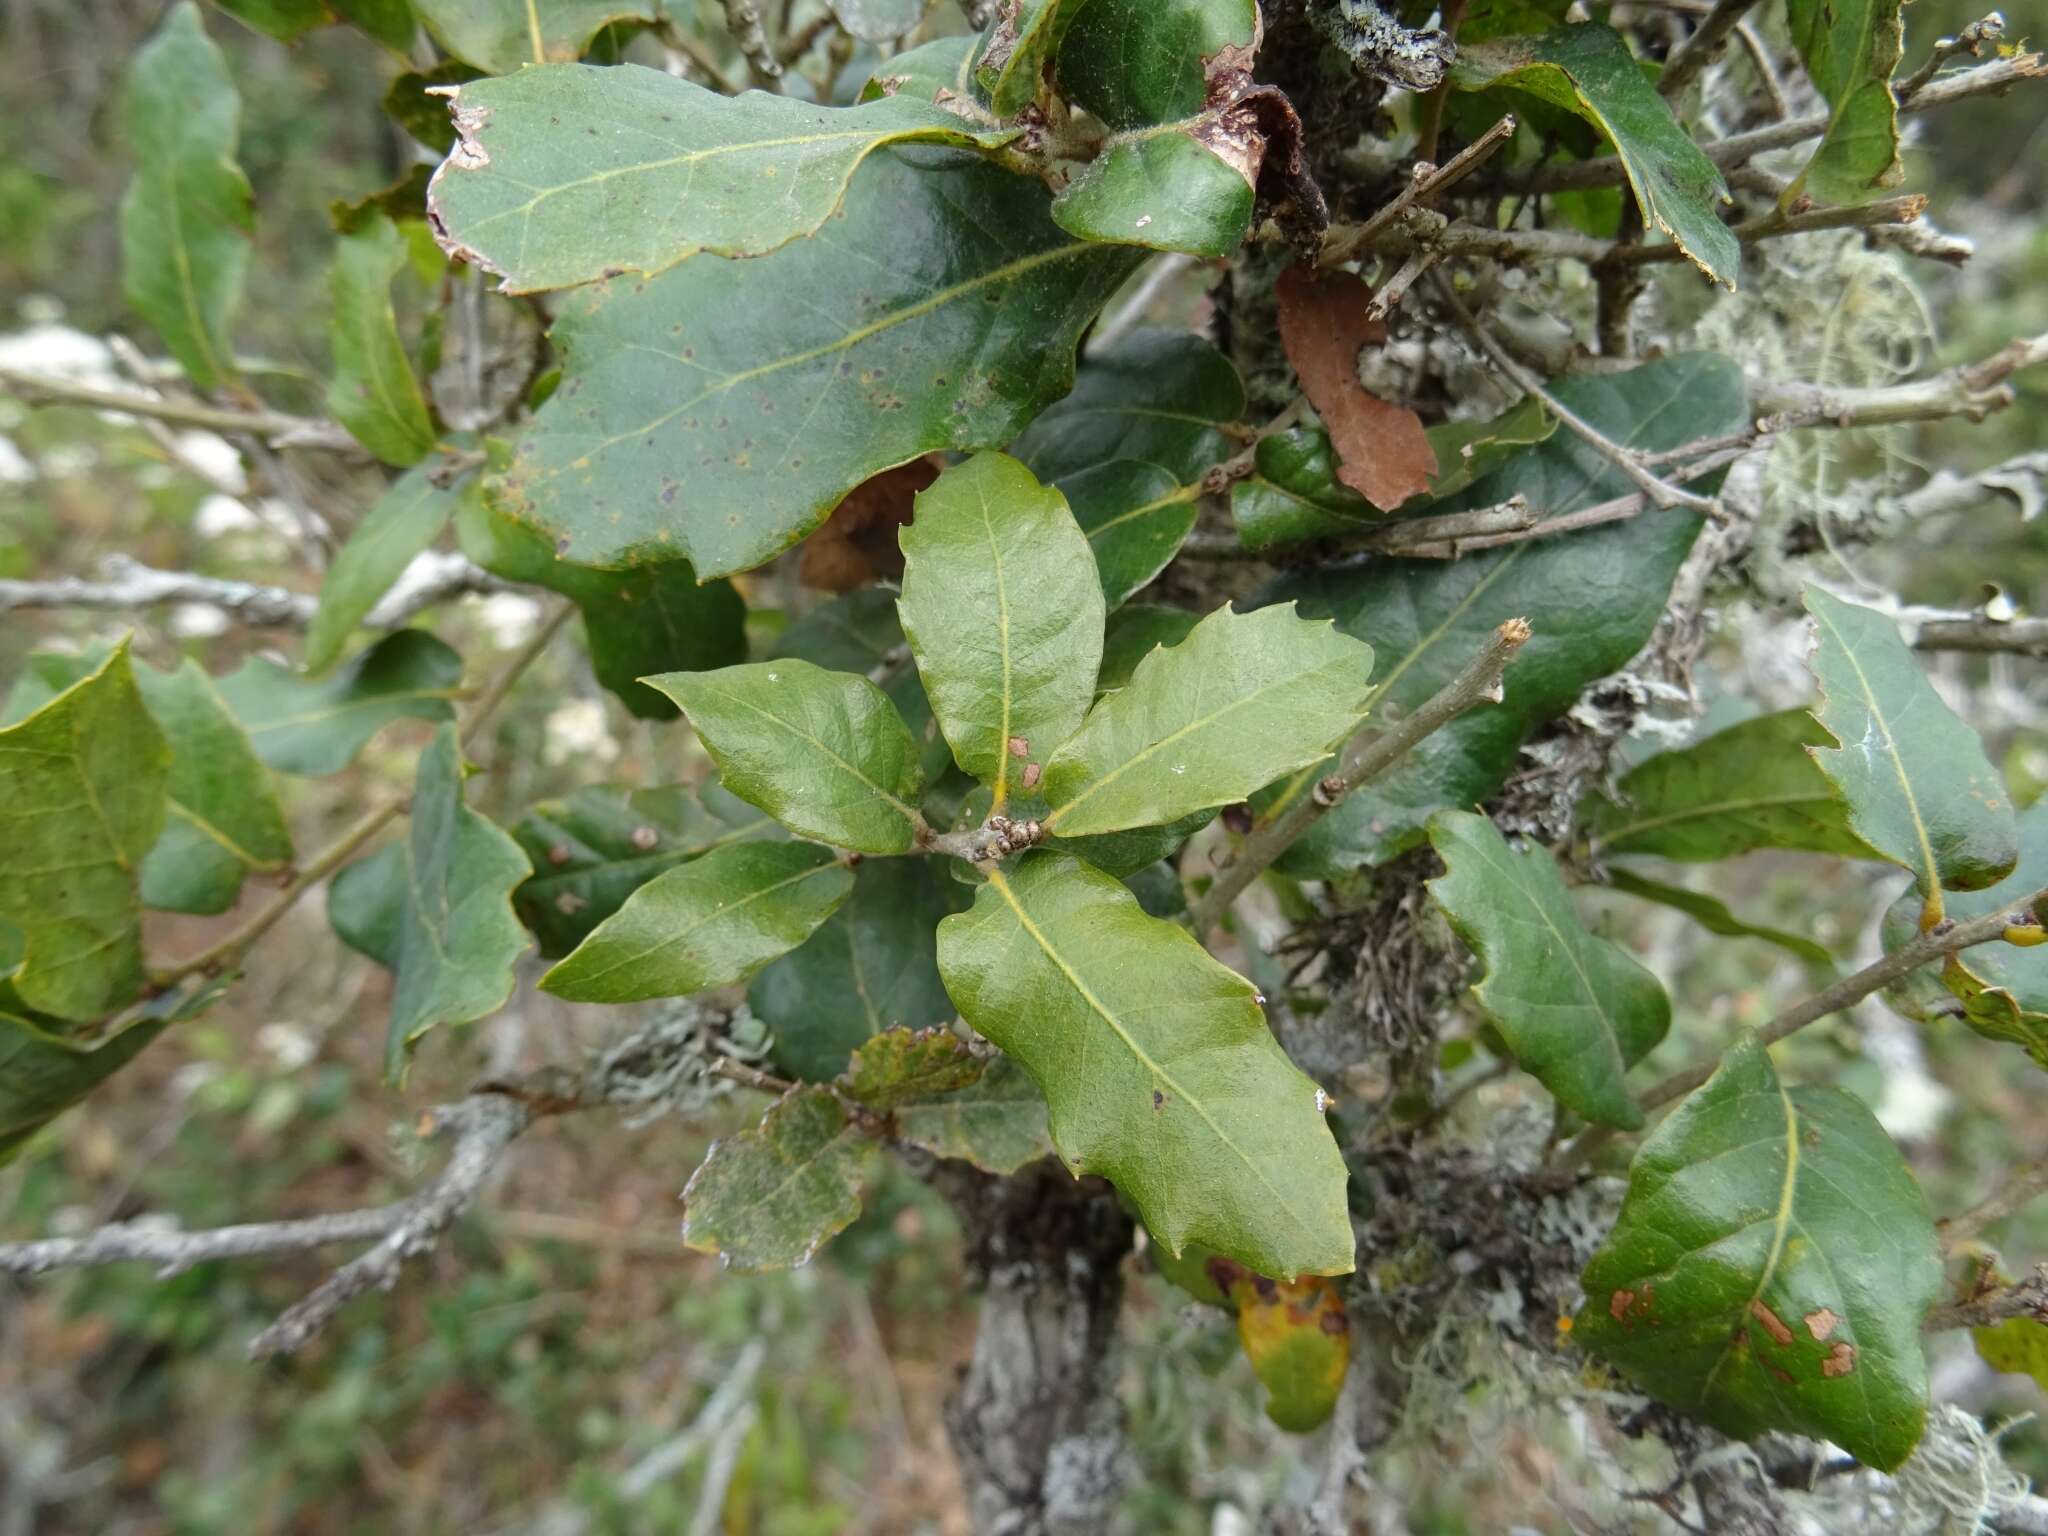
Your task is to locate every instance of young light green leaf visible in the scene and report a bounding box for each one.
[1452,24,1738,287]
[750,858,968,1082]
[1582,710,1878,862]
[898,453,1104,803]
[457,496,745,719]
[1604,868,1835,968]
[1263,352,1746,874]
[1041,604,1374,838]
[1804,585,2018,919]
[328,724,531,1076]
[425,64,1016,292]
[1426,810,1669,1129]
[0,644,168,1023]
[540,841,852,1004]
[1784,0,1904,206]
[937,853,1353,1278]
[1575,1033,1941,1472]
[841,1027,985,1111]
[1975,1314,2048,1392]
[305,466,464,673]
[219,629,463,775]
[681,1085,879,1272]
[1880,800,2048,1067]
[893,1053,1053,1175]
[511,783,779,958]
[328,210,437,466]
[492,148,1140,577]
[412,0,654,74]
[120,2,254,391]
[647,662,926,855]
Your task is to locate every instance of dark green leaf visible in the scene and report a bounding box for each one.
[1452,24,1738,286]
[218,628,463,775]
[1785,0,1904,206]
[511,783,779,958]
[972,0,1085,116]
[681,1085,879,1271]
[1264,352,1746,874]
[328,724,530,1075]
[1605,868,1835,968]
[771,590,952,787]
[0,644,168,1022]
[1097,604,1201,696]
[893,1053,1052,1174]
[860,35,977,103]
[333,0,416,50]
[898,453,1104,801]
[647,662,925,854]
[1805,586,2017,915]
[384,63,479,154]
[306,467,463,673]
[207,0,329,40]
[1582,710,1877,862]
[457,495,746,719]
[1061,460,1199,609]
[937,852,1353,1277]
[412,0,654,73]
[328,211,437,466]
[1042,603,1374,838]
[1575,1033,1941,1471]
[491,148,1140,577]
[750,857,968,1082]
[539,841,852,1003]
[1426,810,1669,1128]
[426,65,1015,292]
[120,2,253,391]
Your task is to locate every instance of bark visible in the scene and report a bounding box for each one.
[940,1160,1136,1536]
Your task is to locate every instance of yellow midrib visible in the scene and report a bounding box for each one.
[1699,1076,1802,1405]
[1815,604,1941,901]
[555,859,837,989]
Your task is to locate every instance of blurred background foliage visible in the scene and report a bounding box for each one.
[0,0,2044,1531]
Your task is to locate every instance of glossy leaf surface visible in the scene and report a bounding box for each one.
[328,210,437,465]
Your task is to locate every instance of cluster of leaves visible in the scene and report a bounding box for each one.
[7,0,2036,1477]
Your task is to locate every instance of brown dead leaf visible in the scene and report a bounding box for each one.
[1275,265,1436,510]
[798,456,943,592]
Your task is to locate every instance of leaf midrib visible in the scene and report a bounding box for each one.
[1813,600,1940,899]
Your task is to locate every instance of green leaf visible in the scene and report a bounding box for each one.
[937,852,1353,1277]
[1041,603,1374,838]
[830,0,924,43]
[328,211,437,466]
[1222,1267,1352,1433]
[425,65,1016,293]
[647,662,926,855]
[218,629,463,776]
[540,841,852,1003]
[1975,1314,2048,1391]
[306,466,464,673]
[0,644,169,1022]
[1881,801,2048,1067]
[456,495,746,719]
[1804,586,2018,917]
[860,35,978,103]
[333,0,417,51]
[1452,24,1737,287]
[1263,352,1746,875]
[328,724,531,1075]
[771,590,952,787]
[1574,1033,1941,1471]
[1048,0,1261,256]
[893,1052,1052,1174]
[1425,810,1669,1129]
[972,0,1085,116]
[1784,0,1904,206]
[120,2,253,391]
[411,0,653,73]
[750,858,968,1082]
[1582,710,1878,863]
[1098,604,1201,696]
[898,453,1104,802]
[841,1026,984,1110]
[207,0,330,40]
[491,148,1140,578]
[1605,868,1835,968]
[511,783,779,958]
[682,1085,878,1271]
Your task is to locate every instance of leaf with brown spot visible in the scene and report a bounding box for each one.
[1274,265,1436,511]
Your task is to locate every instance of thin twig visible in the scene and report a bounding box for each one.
[1925,1264,2048,1332]
[721,0,783,87]
[1188,618,1532,935]
[1915,616,2048,658]
[1433,274,1721,515]
[1321,115,1518,267]
[1657,0,1765,98]
[0,1205,405,1278]
[0,364,359,451]
[705,1058,798,1096]
[1751,332,2048,430]
[1944,1163,2048,1251]
[1897,11,2008,102]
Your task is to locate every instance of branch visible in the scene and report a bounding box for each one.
[1915,615,2048,658]
[1897,11,2010,101]
[1502,50,2047,195]
[0,1204,404,1278]
[1187,619,1532,935]
[0,364,360,451]
[720,0,783,87]
[1751,333,2048,430]
[1551,892,2048,1174]
[1657,0,1765,99]
[1925,1263,2048,1332]
[1320,115,1518,267]
[1944,1161,2048,1251]
[0,552,506,629]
